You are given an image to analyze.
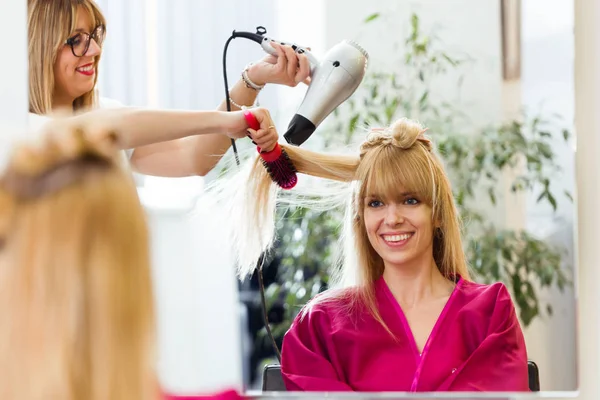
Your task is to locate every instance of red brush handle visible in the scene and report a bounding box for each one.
[243,110,261,130]
[242,110,280,156]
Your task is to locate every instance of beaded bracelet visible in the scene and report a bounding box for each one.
[229,97,255,110]
[241,63,265,91]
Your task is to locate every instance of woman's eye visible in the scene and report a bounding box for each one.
[70,34,83,45]
[405,198,419,205]
[368,200,384,208]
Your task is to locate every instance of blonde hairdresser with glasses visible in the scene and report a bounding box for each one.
[27,0,311,177]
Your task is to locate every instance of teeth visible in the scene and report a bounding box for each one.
[383,233,412,242]
[77,65,93,72]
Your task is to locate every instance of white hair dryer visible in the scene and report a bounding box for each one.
[232,27,369,145]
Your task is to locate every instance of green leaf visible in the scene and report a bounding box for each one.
[564,190,573,202]
[502,247,513,262]
[364,13,380,23]
[442,54,458,66]
[371,85,379,99]
[367,112,382,124]
[419,90,429,106]
[562,129,571,141]
[384,98,399,124]
[349,114,360,133]
[411,13,419,34]
[536,190,546,204]
[537,143,553,159]
[488,187,496,205]
[547,192,557,211]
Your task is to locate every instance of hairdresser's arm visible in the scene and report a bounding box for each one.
[69,107,248,149]
[129,43,311,177]
[43,104,277,163]
[128,79,259,177]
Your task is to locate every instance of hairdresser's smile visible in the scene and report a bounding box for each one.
[76,62,95,76]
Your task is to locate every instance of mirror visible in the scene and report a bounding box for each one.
[93,0,577,396]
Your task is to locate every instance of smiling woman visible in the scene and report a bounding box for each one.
[28,0,106,114]
[208,116,530,392]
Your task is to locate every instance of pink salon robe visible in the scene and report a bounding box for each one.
[280,276,530,392]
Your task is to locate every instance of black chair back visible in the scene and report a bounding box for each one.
[528,360,540,391]
[263,361,541,392]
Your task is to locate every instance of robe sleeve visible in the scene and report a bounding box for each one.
[280,305,354,392]
[442,283,530,392]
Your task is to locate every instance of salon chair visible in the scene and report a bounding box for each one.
[262,361,541,392]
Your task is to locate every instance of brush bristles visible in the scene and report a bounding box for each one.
[261,147,298,190]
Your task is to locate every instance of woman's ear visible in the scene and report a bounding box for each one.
[433,218,443,237]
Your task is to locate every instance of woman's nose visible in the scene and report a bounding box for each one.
[86,38,101,57]
[384,204,405,226]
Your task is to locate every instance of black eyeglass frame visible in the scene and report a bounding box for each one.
[64,25,105,57]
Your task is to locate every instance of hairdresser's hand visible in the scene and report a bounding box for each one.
[224,108,279,152]
[247,42,311,87]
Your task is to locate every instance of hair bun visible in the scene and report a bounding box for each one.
[360,117,432,156]
[9,123,119,178]
[388,117,429,150]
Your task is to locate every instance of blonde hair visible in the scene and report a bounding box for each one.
[211,117,470,330]
[28,0,106,114]
[0,126,156,399]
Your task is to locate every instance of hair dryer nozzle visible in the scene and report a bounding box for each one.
[284,40,369,146]
[283,115,317,146]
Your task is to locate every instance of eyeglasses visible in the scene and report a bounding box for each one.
[65,25,105,57]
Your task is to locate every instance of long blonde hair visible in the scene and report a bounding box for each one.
[28,0,106,114]
[0,126,156,399]
[211,117,470,328]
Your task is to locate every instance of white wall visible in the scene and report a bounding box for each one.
[519,0,577,391]
[0,0,28,169]
[322,0,503,127]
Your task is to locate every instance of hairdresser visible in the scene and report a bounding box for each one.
[28,0,311,177]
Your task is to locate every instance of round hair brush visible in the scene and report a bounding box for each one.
[243,111,297,190]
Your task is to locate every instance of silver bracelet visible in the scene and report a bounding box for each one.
[241,63,265,91]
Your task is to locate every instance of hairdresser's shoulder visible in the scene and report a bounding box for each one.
[28,112,51,133]
[26,96,124,133]
[98,96,125,109]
